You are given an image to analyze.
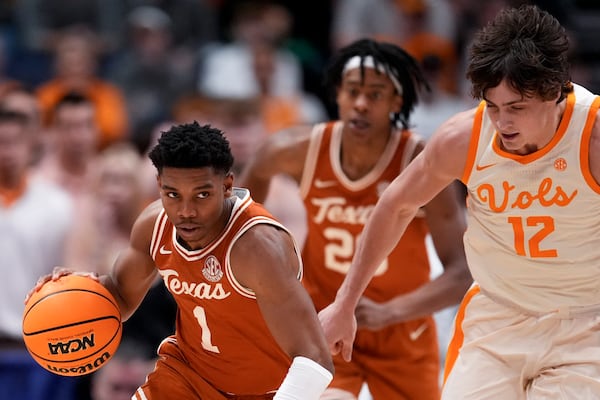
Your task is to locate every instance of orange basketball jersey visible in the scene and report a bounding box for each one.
[299,121,431,311]
[149,188,300,395]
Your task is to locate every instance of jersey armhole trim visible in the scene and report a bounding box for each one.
[461,102,485,184]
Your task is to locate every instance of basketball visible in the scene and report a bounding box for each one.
[22,274,122,377]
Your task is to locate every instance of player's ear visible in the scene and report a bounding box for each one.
[224,172,234,196]
[392,92,403,115]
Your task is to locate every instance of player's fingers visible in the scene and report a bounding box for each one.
[341,340,353,362]
[78,271,100,281]
[24,274,51,304]
[329,340,341,356]
[51,266,73,280]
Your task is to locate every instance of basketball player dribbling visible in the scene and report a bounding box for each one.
[320,5,600,399]
[29,122,333,399]
[239,38,472,399]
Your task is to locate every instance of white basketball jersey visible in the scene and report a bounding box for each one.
[462,84,600,313]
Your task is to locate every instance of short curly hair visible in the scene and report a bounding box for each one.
[148,121,234,175]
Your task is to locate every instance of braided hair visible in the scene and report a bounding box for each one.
[324,38,430,129]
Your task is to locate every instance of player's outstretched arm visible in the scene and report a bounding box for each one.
[355,180,472,330]
[231,223,334,399]
[319,108,475,358]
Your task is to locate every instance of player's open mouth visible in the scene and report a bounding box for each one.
[177,225,200,236]
[500,132,519,140]
[349,119,370,130]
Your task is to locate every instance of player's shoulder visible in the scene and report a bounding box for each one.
[130,200,163,242]
[233,221,290,261]
[266,124,313,151]
[230,220,297,287]
[421,107,478,178]
[429,107,478,149]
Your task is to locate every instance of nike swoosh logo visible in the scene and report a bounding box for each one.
[475,162,496,171]
[409,322,428,341]
[314,179,337,189]
[159,245,172,255]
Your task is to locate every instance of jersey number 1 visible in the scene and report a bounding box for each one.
[193,306,220,353]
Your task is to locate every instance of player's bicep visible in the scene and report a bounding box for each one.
[394,111,473,209]
[231,226,323,357]
[102,207,158,320]
[104,247,157,322]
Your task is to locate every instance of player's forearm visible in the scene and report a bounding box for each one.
[385,263,473,323]
[336,194,418,309]
[99,273,148,322]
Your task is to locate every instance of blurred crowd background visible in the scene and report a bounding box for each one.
[0,0,599,399]
[0,0,599,155]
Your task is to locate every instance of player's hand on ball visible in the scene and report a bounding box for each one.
[24,266,99,304]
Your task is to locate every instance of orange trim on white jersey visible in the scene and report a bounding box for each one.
[461,102,485,184]
[580,96,600,194]
[443,284,481,385]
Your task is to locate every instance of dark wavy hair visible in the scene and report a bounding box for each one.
[467,4,572,101]
[148,121,234,175]
[323,38,429,129]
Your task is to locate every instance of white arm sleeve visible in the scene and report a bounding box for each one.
[274,356,333,400]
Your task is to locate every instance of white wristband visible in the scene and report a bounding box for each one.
[274,356,333,400]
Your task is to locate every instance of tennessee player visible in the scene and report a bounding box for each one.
[29,122,333,399]
[321,5,600,399]
[239,38,471,399]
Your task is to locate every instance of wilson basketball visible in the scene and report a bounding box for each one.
[22,274,122,377]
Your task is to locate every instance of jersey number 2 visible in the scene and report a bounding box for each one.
[508,216,557,258]
[324,227,388,275]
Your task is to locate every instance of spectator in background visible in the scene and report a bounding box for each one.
[65,142,147,275]
[332,0,460,98]
[0,82,46,165]
[411,54,475,142]
[198,0,327,132]
[125,0,218,55]
[34,91,99,204]
[14,0,124,56]
[106,6,196,153]
[36,28,129,150]
[0,107,76,400]
[331,0,456,52]
[0,34,19,91]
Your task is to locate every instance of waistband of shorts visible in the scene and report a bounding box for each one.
[479,287,600,319]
